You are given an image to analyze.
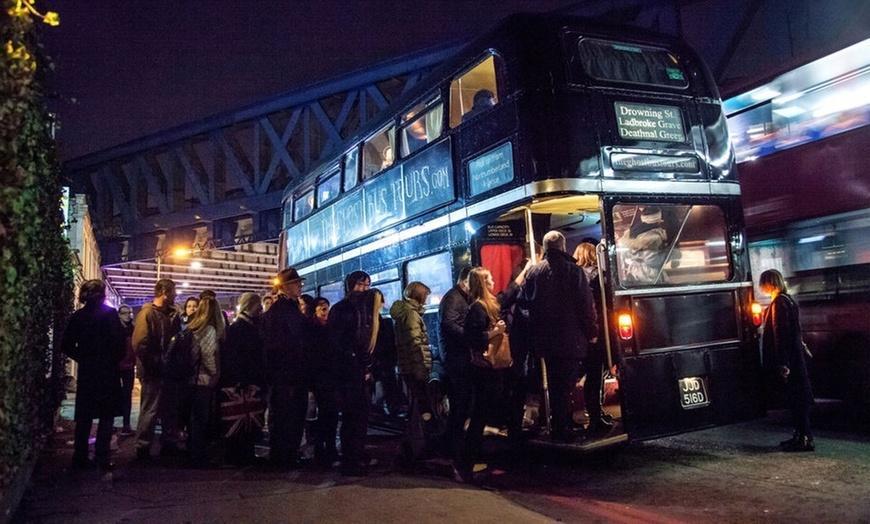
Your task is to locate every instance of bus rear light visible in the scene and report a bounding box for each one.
[618,313,634,340]
[751,302,763,326]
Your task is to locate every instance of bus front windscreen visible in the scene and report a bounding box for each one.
[613,204,731,287]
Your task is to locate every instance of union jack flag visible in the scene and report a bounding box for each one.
[220,384,266,438]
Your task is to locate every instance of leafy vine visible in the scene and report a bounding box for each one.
[1,0,72,491]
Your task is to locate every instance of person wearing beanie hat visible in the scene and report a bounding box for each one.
[219,291,268,466]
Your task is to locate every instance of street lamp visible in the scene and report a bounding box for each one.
[156,247,192,280]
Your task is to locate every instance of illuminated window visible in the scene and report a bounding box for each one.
[362,125,396,180]
[400,96,444,157]
[343,147,359,192]
[294,189,315,221]
[450,55,500,128]
[319,281,344,306]
[613,204,731,287]
[317,169,340,207]
[405,252,453,306]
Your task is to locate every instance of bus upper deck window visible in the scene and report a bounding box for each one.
[450,54,501,128]
[362,125,395,180]
[343,147,360,192]
[578,39,688,89]
[400,99,444,157]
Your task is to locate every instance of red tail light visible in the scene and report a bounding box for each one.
[751,302,763,326]
[618,313,634,340]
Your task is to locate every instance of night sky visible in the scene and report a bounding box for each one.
[41,0,582,161]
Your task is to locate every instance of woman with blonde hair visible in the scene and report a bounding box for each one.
[185,296,225,467]
[572,241,612,433]
[454,267,507,483]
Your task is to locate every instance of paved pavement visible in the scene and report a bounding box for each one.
[12,383,870,523]
[13,384,551,524]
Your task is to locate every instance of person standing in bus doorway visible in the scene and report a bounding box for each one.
[61,280,126,471]
[133,278,183,460]
[117,305,136,436]
[391,281,434,468]
[573,242,613,434]
[327,288,384,476]
[621,206,669,285]
[518,231,597,443]
[759,269,815,452]
[439,266,473,459]
[261,267,312,469]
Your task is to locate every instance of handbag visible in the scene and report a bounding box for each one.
[484,332,513,369]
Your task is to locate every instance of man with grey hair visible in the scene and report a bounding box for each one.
[518,230,597,443]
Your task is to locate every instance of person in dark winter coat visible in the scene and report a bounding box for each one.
[454,267,507,483]
[260,267,311,469]
[61,280,126,470]
[117,304,136,436]
[220,292,267,466]
[759,269,815,452]
[517,231,597,443]
[327,288,383,476]
[439,266,473,458]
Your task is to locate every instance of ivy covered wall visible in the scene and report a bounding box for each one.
[0,1,73,490]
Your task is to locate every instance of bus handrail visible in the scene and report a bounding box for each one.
[613,281,752,297]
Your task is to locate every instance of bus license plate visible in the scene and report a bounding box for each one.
[678,376,710,409]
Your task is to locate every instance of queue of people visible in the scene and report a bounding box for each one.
[59,232,813,476]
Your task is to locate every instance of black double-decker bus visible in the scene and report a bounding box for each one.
[280,13,763,449]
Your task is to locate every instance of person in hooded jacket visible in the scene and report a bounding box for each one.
[220,292,267,466]
[62,279,126,471]
[117,304,136,436]
[391,281,433,465]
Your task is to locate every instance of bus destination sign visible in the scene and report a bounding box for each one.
[615,102,685,142]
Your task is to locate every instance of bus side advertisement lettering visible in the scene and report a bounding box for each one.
[285,140,454,265]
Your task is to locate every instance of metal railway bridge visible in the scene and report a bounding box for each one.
[62,0,869,305]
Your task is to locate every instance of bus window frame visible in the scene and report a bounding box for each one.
[362,123,397,181]
[293,188,315,222]
[343,145,360,192]
[399,94,444,159]
[403,251,454,309]
[449,51,506,129]
[316,166,341,207]
[571,36,690,91]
